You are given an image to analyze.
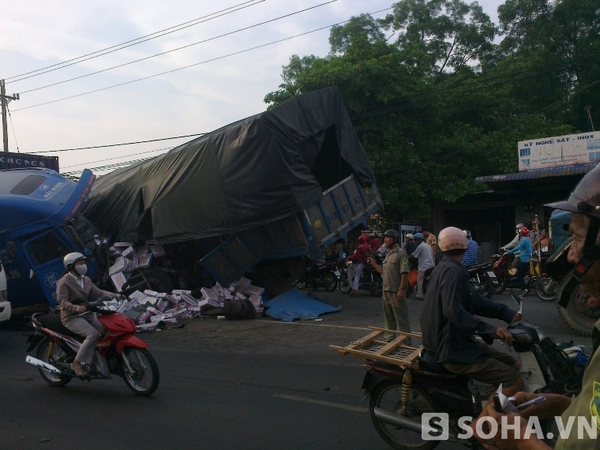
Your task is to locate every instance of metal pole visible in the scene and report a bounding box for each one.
[1,79,8,152]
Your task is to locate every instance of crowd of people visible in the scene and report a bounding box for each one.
[334,163,600,449]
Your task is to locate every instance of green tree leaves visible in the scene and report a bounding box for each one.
[264,0,599,223]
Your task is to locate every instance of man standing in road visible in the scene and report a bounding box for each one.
[368,229,411,340]
[410,233,435,300]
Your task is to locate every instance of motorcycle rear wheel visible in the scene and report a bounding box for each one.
[369,380,438,450]
[493,277,506,295]
[36,338,72,387]
[535,277,557,302]
[121,347,160,396]
[339,273,352,294]
[322,271,338,292]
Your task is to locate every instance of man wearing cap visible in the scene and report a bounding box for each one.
[369,229,411,339]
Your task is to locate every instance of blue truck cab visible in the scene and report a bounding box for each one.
[0,168,100,309]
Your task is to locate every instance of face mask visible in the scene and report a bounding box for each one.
[75,264,87,276]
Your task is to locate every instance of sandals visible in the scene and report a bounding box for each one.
[70,361,88,376]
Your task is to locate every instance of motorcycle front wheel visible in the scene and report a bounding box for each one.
[36,338,72,387]
[369,380,438,450]
[121,347,160,396]
[293,278,307,290]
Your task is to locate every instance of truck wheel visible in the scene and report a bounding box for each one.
[141,267,175,294]
[557,284,598,337]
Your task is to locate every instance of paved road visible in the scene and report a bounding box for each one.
[0,289,587,450]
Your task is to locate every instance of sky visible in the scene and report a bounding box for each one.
[1,0,505,177]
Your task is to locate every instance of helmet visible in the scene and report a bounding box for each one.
[383,229,399,241]
[405,233,414,240]
[516,222,525,228]
[463,230,472,239]
[546,164,600,308]
[519,226,530,237]
[358,233,370,243]
[63,252,86,269]
[438,227,468,251]
[548,165,600,219]
[414,232,424,240]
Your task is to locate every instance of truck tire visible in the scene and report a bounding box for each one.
[141,267,175,294]
[557,284,598,337]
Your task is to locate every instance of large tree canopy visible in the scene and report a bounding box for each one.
[264,0,599,222]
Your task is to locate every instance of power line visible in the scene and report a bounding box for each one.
[18,0,339,96]
[61,146,173,169]
[6,0,266,83]
[14,4,394,113]
[28,133,204,154]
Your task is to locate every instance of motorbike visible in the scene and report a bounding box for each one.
[293,258,342,291]
[405,267,434,299]
[466,262,497,298]
[490,253,537,295]
[359,294,583,450]
[339,257,382,296]
[26,296,160,396]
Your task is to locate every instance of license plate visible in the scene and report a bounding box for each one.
[487,271,497,280]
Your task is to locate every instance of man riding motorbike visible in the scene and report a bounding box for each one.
[470,163,600,449]
[420,226,523,397]
[56,252,115,376]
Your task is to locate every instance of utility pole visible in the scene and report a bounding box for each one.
[1,79,20,153]
[585,105,595,132]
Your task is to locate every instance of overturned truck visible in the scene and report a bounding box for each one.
[83,87,382,294]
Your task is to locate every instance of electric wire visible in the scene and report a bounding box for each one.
[29,133,204,154]
[17,1,337,95]
[6,0,266,83]
[13,3,394,112]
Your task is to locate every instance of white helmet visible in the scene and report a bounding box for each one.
[63,252,86,269]
[438,227,469,252]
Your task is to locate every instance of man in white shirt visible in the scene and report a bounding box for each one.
[410,233,435,299]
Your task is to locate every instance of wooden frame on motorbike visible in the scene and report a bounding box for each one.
[329,327,423,369]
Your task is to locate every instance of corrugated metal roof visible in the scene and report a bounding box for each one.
[476,163,598,183]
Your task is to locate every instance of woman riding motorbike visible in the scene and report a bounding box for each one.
[56,252,115,376]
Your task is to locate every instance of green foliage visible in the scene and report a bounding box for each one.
[263,0,600,223]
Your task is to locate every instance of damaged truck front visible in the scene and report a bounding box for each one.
[82,87,383,294]
[0,168,103,310]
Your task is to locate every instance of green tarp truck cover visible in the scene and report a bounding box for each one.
[82,87,375,243]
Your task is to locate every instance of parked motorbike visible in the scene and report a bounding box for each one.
[490,253,537,295]
[339,258,383,296]
[293,258,342,291]
[26,297,160,396]
[405,267,434,298]
[466,262,496,298]
[360,294,582,450]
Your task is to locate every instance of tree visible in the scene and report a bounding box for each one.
[264,0,599,223]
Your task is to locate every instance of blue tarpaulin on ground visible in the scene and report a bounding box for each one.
[265,288,340,322]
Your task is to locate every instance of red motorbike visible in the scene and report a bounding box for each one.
[26,297,159,396]
[490,252,537,295]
